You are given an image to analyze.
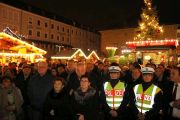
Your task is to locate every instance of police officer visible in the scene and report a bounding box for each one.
[101,63,128,120]
[132,67,163,120]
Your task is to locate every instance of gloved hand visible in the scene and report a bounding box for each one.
[137,113,145,120]
[109,110,118,117]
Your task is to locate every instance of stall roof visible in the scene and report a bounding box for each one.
[0,32,46,55]
[51,49,100,60]
[51,49,87,59]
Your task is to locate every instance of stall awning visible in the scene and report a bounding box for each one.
[0,32,46,55]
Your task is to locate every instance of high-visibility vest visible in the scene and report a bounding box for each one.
[104,81,125,110]
[134,84,161,114]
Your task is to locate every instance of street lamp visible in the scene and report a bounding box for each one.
[56,45,64,52]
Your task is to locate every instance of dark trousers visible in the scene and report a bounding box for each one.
[29,107,43,120]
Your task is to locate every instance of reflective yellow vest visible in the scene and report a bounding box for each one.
[104,81,125,110]
[134,84,161,114]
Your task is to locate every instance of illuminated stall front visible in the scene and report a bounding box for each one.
[126,40,179,65]
[0,32,46,64]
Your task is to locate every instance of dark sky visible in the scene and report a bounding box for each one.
[6,0,180,30]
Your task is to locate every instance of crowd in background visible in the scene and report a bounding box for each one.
[0,58,179,120]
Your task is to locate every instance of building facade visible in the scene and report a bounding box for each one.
[0,3,101,57]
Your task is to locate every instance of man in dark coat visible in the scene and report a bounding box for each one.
[66,61,86,93]
[14,64,33,120]
[126,67,143,88]
[28,61,53,120]
[163,67,180,120]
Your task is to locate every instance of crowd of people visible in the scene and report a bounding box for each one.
[0,58,179,120]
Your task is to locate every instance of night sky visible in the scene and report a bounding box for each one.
[5,0,180,30]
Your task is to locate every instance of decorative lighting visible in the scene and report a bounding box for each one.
[51,49,87,60]
[121,49,132,54]
[106,47,118,50]
[87,51,100,60]
[0,32,46,54]
[51,49,100,60]
[126,39,179,48]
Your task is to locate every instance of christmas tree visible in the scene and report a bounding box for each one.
[134,0,163,41]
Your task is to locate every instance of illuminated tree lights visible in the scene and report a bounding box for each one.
[134,0,163,41]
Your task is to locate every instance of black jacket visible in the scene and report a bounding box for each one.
[14,71,32,107]
[27,72,53,111]
[70,87,99,120]
[161,80,175,119]
[44,89,71,120]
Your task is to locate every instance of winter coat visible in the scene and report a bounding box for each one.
[70,87,99,120]
[43,89,72,120]
[0,84,24,120]
[27,72,53,111]
[14,71,32,107]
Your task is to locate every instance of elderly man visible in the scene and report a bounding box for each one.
[66,60,87,93]
[28,61,53,120]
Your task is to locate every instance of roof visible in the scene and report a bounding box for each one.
[51,49,100,60]
[0,32,46,55]
[51,49,87,59]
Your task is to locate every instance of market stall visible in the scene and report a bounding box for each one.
[126,39,179,65]
[0,32,46,64]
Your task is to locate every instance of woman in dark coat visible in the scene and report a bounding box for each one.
[70,74,99,120]
[43,77,71,120]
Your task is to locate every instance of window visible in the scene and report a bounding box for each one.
[62,37,64,41]
[45,33,48,38]
[62,27,64,32]
[72,30,73,34]
[37,20,40,26]
[45,22,48,28]
[29,17,32,24]
[37,31,40,37]
[28,30,32,35]
[57,26,59,30]
[51,24,54,29]
[51,34,54,39]
[67,37,69,42]
[57,36,59,40]
[67,29,69,33]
